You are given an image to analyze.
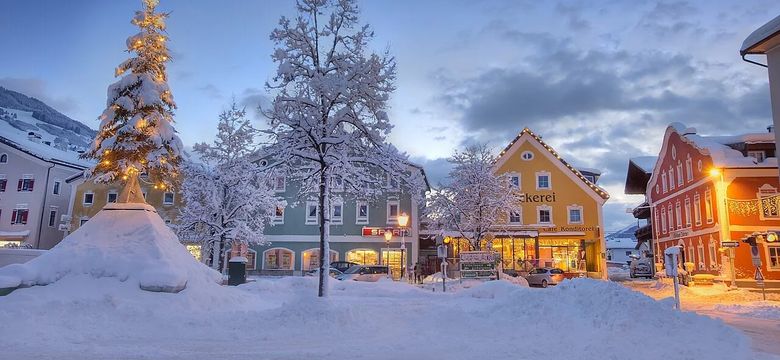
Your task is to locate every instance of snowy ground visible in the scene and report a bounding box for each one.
[0,276,768,360]
[622,279,780,357]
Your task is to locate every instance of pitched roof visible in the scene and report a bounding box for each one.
[741,14,780,55]
[496,127,610,200]
[665,123,777,168]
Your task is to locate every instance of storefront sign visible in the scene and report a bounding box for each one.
[539,226,599,233]
[519,192,557,203]
[361,227,410,237]
[670,230,691,238]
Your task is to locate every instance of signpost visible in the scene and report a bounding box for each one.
[437,244,447,293]
[720,241,740,248]
[459,251,498,280]
[664,246,682,311]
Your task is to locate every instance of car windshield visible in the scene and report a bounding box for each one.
[533,268,548,274]
[344,265,363,274]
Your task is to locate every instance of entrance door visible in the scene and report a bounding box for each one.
[381,248,403,280]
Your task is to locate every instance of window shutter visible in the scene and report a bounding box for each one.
[17,179,22,191]
[11,210,17,224]
[28,179,34,191]
[21,210,28,224]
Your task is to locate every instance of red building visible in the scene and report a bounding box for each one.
[647,123,780,281]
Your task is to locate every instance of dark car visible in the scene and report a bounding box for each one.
[330,261,359,273]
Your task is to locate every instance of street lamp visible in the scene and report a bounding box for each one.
[709,168,737,289]
[398,212,410,281]
[384,230,392,278]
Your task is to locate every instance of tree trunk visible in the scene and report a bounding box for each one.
[318,168,331,297]
[117,172,145,203]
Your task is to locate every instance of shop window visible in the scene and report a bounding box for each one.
[705,190,713,224]
[346,249,379,265]
[684,198,691,228]
[356,200,369,224]
[53,180,61,195]
[537,206,552,224]
[567,205,583,224]
[302,249,339,271]
[273,205,284,224]
[48,208,58,227]
[693,194,702,226]
[107,192,118,203]
[757,184,780,220]
[331,200,343,225]
[305,201,319,225]
[263,248,294,270]
[83,192,94,206]
[163,192,175,205]
[387,198,399,224]
[536,171,551,190]
[11,208,29,225]
[767,245,780,270]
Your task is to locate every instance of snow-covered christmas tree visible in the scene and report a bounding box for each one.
[82,0,183,202]
[178,101,281,270]
[263,0,424,297]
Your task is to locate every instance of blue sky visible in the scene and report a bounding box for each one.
[2,0,780,232]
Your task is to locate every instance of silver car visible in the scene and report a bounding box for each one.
[337,265,389,282]
[525,267,565,288]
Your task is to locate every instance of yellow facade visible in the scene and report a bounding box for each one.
[451,128,609,278]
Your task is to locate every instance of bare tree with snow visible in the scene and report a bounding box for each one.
[427,144,523,251]
[82,0,182,203]
[178,101,280,270]
[263,0,422,297]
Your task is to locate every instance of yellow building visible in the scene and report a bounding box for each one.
[450,128,610,279]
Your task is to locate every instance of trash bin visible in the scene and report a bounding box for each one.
[228,256,248,286]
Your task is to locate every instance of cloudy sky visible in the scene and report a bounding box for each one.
[2,0,779,232]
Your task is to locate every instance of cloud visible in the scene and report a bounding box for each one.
[409,156,452,187]
[0,77,80,115]
[197,83,223,99]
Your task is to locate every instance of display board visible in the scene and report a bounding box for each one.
[459,251,498,280]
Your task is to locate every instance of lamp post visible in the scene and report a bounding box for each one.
[384,230,392,279]
[709,168,737,289]
[398,212,409,281]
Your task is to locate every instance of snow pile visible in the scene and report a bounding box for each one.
[608,266,631,281]
[0,203,221,293]
[715,302,780,320]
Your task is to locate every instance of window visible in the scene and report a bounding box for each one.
[757,184,780,220]
[83,192,94,206]
[0,153,6,163]
[675,201,682,229]
[661,172,667,193]
[263,248,294,270]
[332,176,344,192]
[537,206,552,224]
[748,150,766,163]
[508,173,520,189]
[667,205,674,233]
[387,174,399,190]
[697,160,702,172]
[668,166,675,190]
[567,205,583,224]
[48,208,58,227]
[107,192,118,203]
[767,245,780,270]
[274,176,286,192]
[302,249,339,271]
[331,200,343,225]
[306,201,319,225]
[387,198,399,224]
[536,171,551,190]
[671,145,677,160]
[164,219,172,225]
[17,177,34,192]
[687,242,695,265]
[584,175,595,183]
[676,162,683,186]
[53,180,61,195]
[521,151,534,160]
[356,200,369,224]
[660,207,667,234]
[0,176,6,192]
[655,210,661,237]
[163,192,174,205]
[708,239,718,270]
[685,156,693,182]
[509,210,522,224]
[697,242,706,270]
[80,217,89,226]
[11,208,29,225]
[705,190,714,224]
[273,205,284,224]
[693,194,702,226]
[684,198,691,228]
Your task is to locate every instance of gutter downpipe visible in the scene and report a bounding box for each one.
[741,53,768,68]
[36,163,55,249]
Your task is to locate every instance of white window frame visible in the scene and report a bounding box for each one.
[52,179,61,195]
[521,151,534,160]
[508,209,522,225]
[356,200,369,225]
[685,156,693,182]
[676,162,683,186]
[567,204,583,224]
[273,204,285,225]
[757,184,780,220]
[48,207,58,227]
[305,201,319,225]
[693,193,702,226]
[0,153,7,163]
[79,217,89,226]
[748,150,766,163]
[697,240,705,270]
[708,238,718,270]
[331,200,343,225]
[535,171,551,190]
[386,174,400,191]
[262,247,295,271]
[83,192,95,206]
[331,175,344,192]
[537,205,552,225]
[107,191,118,204]
[765,244,780,271]
[675,201,682,229]
[660,206,667,234]
[508,172,521,190]
[668,166,675,190]
[667,205,674,232]
[386,198,400,224]
[274,176,286,193]
[684,198,691,228]
[661,172,668,193]
[705,189,714,224]
[163,191,175,205]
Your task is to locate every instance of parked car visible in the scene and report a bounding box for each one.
[304,267,343,278]
[337,265,388,282]
[629,255,653,278]
[524,267,565,288]
[330,261,359,273]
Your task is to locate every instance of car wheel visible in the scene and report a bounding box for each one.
[541,279,548,288]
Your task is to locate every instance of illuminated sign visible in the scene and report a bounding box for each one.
[361,227,410,237]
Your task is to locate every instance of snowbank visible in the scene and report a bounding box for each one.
[715,302,780,320]
[0,203,220,293]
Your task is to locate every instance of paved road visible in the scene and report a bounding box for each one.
[692,307,780,358]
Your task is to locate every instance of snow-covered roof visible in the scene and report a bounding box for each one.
[575,167,601,175]
[741,14,780,55]
[0,107,94,169]
[629,156,657,174]
[670,123,777,169]
[606,237,637,249]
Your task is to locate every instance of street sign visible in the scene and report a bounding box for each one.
[755,268,764,281]
[720,241,740,248]
[750,245,762,267]
[755,267,767,300]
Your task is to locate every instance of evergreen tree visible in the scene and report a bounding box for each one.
[82,0,182,202]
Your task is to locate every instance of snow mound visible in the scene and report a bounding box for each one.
[0,203,221,293]
[714,301,780,320]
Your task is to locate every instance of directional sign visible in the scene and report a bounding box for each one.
[721,241,740,248]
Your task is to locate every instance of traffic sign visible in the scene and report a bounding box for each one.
[721,241,740,248]
[755,268,765,281]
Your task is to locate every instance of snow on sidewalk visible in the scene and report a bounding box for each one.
[0,276,759,360]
